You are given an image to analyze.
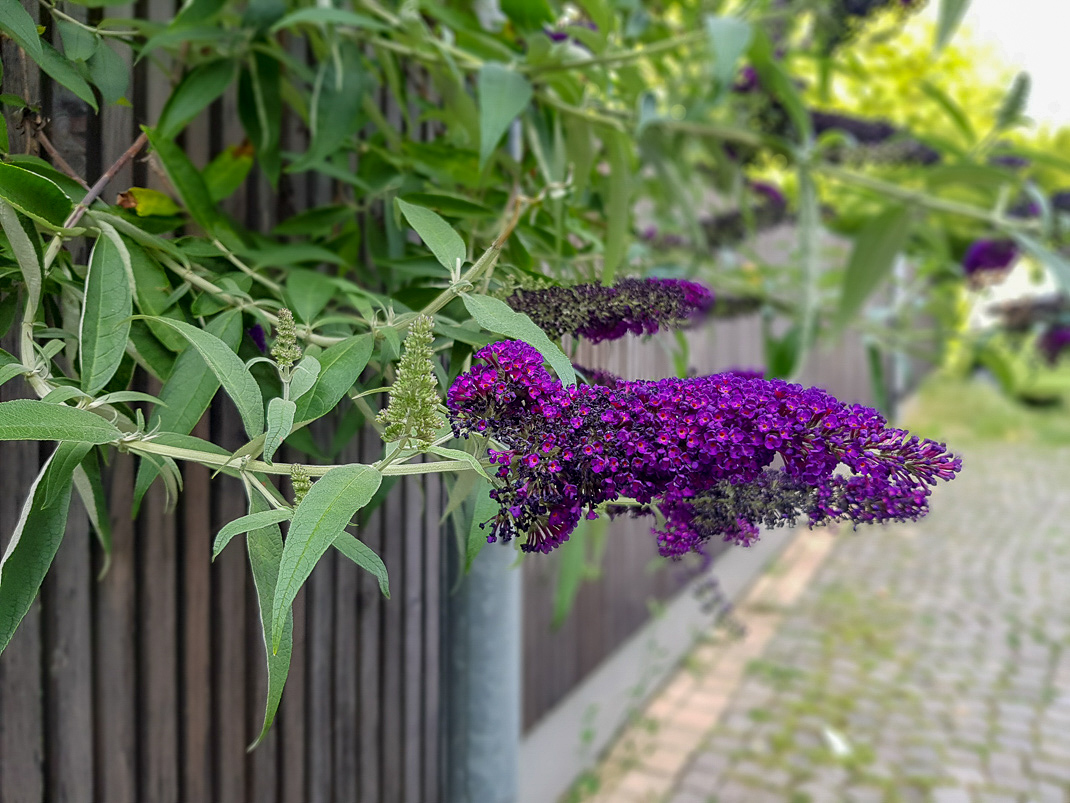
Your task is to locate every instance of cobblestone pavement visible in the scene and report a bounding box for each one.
[583,445,1070,803]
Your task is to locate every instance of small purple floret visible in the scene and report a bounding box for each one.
[962,239,1018,276]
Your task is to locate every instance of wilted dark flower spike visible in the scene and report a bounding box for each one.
[271,309,302,370]
[376,315,444,449]
[448,341,961,557]
[504,278,715,344]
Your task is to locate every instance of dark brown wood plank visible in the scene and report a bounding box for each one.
[93,453,138,803]
[43,496,95,803]
[211,406,248,803]
[421,474,442,803]
[357,422,382,803]
[138,481,180,803]
[402,475,423,803]
[332,442,360,803]
[182,419,213,803]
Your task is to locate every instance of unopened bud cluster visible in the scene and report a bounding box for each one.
[376,315,444,449]
[271,309,302,370]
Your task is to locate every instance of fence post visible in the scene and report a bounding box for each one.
[445,539,521,803]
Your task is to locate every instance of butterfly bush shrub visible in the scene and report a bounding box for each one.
[0,0,1055,744]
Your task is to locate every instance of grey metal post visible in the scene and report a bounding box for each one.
[445,539,521,803]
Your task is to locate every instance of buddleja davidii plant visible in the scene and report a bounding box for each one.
[0,152,580,742]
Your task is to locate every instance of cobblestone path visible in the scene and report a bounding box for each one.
[585,445,1070,803]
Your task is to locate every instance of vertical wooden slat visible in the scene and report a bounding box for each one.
[422,474,442,803]
[245,543,278,803]
[211,406,247,803]
[43,497,94,803]
[402,475,424,803]
[357,423,382,803]
[138,481,179,803]
[381,464,405,803]
[182,419,213,803]
[93,454,138,803]
[332,442,360,803]
[304,549,335,803]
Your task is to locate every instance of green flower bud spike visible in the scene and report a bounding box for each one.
[376,314,444,449]
[290,463,312,507]
[271,308,302,370]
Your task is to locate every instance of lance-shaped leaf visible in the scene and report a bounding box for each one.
[934,0,971,52]
[465,477,498,574]
[41,441,93,507]
[80,233,133,394]
[0,448,75,655]
[332,531,389,597]
[156,59,237,140]
[835,206,911,331]
[461,293,576,386]
[34,40,98,111]
[0,400,122,444]
[73,452,112,578]
[0,160,73,230]
[288,355,320,402]
[478,63,532,169]
[263,398,295,464]
[0,1,43,60]
[271,464,382,651]
[138,316,264,438]
[213,507,293,559]
[396,198,466,271]
[0,203,42,320]
[133,310,240,513]
[245,493,292,749]
[705,16,753,93]
[293,334,374,424]
[144,126,224,235]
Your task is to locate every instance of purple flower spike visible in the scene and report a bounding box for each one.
[448,342,962,558]
[962,239,1018,276]
[248,323,268,353]
[503,277,715,343]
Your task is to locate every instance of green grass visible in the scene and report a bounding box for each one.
[898,375,1070,447]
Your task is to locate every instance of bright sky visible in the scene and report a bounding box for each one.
[946,0,1070,126]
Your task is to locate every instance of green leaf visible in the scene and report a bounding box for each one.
[292,334,374,424]
[263,397,294,464]
[0,399,122,443]
[288,355,320,402]
[0,162,73,228]
[934,0,971,52]
[291,41,365,169]
[271,464,382,651]
[602,131,631,284]
[748,31,810,141]
[996,72,1030,131]
[245,492,292,749]
[138,316,265,438]
[86,41,128,105]
[80,233,133,394]
[0,0,43,60]
[41,441,93,507]
[552,516,607,628]
[132,310,242,513]
[705,16,752,93]
[428,446,491,480]
[836,206,911,330]
[478,63,533,169]
[56,19,98,62]
[0,202,41,320]
[143,126,223,235]
[919,80,976,144]
[332,531,389,597]
[461,294,576,386]
[203,141,253,203]
[34,40,98,111]
[157,59,236,139]
[237,52,282,184]
[284,268,336,324]
[72,453,111,577]
[465,478,497,573]
[213,507,293,559]
[0,447,76,655]
[395,198,466,271]
[120,186,182,217]
[269,7,387,32]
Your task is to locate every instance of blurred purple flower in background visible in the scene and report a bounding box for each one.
[962,239,1018,276]
[448,341,961,558]
[248,324,268,353]
[1039,325,1070,364]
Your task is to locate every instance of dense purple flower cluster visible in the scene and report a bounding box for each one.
[448,341,961,557]
[502,278,715,343]
[962,239,1018,277]
[1039,325,1070,364]
[811,111,941,165]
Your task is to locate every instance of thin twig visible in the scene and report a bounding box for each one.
[34,130,91,191]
